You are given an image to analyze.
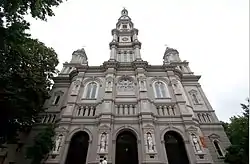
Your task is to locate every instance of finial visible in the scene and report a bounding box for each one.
[164,44,170,50]
[121,7,128,16]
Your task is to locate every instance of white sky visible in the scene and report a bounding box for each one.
[25,0,249,122]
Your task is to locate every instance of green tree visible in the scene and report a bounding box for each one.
[0,0,64,145]
[223,99,249,164]
[26,124,56,164]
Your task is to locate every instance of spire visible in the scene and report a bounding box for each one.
[109,9,142,62]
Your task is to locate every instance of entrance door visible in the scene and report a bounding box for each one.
[65,131,89,164]
[164,131,189,164]
[115,131,138,164]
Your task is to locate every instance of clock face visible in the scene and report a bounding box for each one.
[122,37,129,41]
[121,37,130,42]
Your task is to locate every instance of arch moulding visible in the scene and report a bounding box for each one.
[65,127,93,143]
[160,126,188,142]
[112,125,140,142]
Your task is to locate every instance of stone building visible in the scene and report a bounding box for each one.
[1,8,230,164]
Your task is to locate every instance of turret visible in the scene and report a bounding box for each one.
[70,48,88,65]
[163,46,181,64]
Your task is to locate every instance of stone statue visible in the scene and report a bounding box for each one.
[140,80,146,91]
[71,80,80,95]
[53,134,63,153]
[100,133,107,152]
[192,134,202,153]
[105,80,113,92]
[147,133,154,152]
[172,81,181,94]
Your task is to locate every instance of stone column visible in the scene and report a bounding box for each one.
[110,45,116,60]
[134,45,141,60]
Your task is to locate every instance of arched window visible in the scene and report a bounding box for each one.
[192,94,199,104]
[124,54,128,62]
[54,96,60,105]
[130,53,133,61]
[213,140,224,157]
[153,81,169,98]
[118,53,121,61]
[85,82,98,99]
[52,91,64,105]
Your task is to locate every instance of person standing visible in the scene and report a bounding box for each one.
[102,157,107,164]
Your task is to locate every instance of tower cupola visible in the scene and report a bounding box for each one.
[109,8,142,62]
[163,46,181,64]
[70,48,88,65]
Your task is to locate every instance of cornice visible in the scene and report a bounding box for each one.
[75,65,89,72]
[132,60,148,68]
[182,74,201,82]
[109,41,118,49]
[173,69,183,79]
[52,76,71,83]
[132,41,141,48]
[103,61,118,69]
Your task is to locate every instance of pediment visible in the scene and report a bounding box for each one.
[171,79,178,84]
[138,76,146,80]
[55,127,68,134]
[99,124,110,131]
[208,133,220,139]
[186,126,198,132]
[143,124,154,129]
[106,76,113,81]
[188,89,197,94]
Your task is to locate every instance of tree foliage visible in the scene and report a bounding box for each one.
[223,98,249,164]
[0,0,64,145]
[26,124,56,164]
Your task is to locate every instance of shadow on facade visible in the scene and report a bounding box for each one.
[65,131,89,164]
[164,131,189,164]
[115,131,139,164]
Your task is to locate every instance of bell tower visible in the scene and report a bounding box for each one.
[109,8,142,62]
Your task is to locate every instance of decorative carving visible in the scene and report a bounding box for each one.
[186,126,198,132]
[171,79,182,94]
[139,79,147,91]
[52,134,63,154]
[117,76,134,92]
[105,78,113,92]
[100,133,108,153]
[208,133,220,140]
[146,132,154,152]
[189,89,202,105]
[191,134,202,153]
[71,80,81,95]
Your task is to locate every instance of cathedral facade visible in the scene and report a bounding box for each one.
[3,8,230,164]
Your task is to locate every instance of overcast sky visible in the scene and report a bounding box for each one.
[25,0,249,122]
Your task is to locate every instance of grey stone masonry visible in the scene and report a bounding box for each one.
[2,8,230,164]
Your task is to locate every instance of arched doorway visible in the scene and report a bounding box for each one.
[115,131,139,164]
[164,131,189,164]
[65,131,89,164]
